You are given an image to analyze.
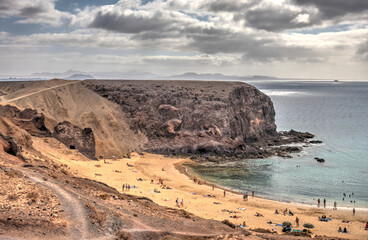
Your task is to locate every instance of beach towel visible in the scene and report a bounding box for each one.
[237,207,246,210]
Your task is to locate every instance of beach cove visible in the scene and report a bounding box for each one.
[54,152,368,239]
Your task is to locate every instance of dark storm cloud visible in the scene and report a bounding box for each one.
[0,0,15,12]
[244,6,317,32]
[20,6,46,17]
[187,30,320,63]
[89,10,169,33]
[293,0,368,19]
[204,0,257,12]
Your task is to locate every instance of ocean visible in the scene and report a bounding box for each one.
[188,80,368,209]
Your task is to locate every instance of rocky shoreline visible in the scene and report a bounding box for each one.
[166,129,319,163]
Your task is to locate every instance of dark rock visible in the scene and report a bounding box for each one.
[53,121,96,159]
[83,80,277,155]
[315,157,325,163]
[0,105,51,137]
[310,140,323,144]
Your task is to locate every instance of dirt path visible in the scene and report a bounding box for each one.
[0,81,79,103]
[24,172,91,240]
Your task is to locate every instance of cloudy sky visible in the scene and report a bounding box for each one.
[0,0,368,79]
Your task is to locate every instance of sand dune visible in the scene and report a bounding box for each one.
[1,80,146,158]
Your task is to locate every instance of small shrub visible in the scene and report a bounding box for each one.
[5,169,23,178]
[26,192,39,202]
[251,228,273,234]
[86,203,107,226]
[60,169,69,175]
[115,230,134,240]
[117,194,126,200]
[99,194,111,200]
[221,219,236,229]
[285,231,312,237]
[7,194,19,201]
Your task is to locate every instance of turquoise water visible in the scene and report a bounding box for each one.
[189,81,368,208]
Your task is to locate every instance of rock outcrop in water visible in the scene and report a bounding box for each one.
[83,80,311,158]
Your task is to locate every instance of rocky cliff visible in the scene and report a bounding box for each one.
[83,80,286,157]
[0,79,314,160]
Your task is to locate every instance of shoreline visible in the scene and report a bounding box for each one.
[52,152,368,239]
[178,159,368,212]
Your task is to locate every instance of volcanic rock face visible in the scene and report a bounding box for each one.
[0,104,97,160]
[83,80,277,155]
[53,121,96,159]
[0,105,50,137]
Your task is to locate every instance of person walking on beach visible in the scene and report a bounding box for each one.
[295,217,300,227]
[181,199,184,207]
[323,198,326,208]
[333,201,337,210]
[353,208,355,216]
[252,191,254,198]
[176,198,179,207]
[223,190,226,197]
[317,198,320,207]
[212,184,214,191]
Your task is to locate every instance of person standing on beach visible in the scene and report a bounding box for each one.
[323,198,326,208]
[333,201,337,210]
[181,199,184,207]
[252,191,254,197]
[295,217,300,227]
[353,208,355,216]
[212,184,214,191]
[224,190,226,197]
[176,198,179,207]
[317,198,320,207]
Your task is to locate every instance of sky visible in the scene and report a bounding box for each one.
[0,0,368,79]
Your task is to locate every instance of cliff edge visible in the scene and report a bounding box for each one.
[83,80,302,158]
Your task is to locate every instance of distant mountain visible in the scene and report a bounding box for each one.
[167,72,278,81]
[27,70,278,81]
[65,74,94,80]
[92,70,161,79]
[31,70,84,79]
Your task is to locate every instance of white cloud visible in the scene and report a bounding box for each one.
[0,0,367,79]
[0,0,71,26]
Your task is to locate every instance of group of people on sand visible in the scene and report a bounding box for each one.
[278,208,294,216]
[122,183,130,191]
[339,221,368,233]
[175,198,184,207]
[317,198,327,208]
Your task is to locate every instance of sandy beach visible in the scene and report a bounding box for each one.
[51,152,368,239]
